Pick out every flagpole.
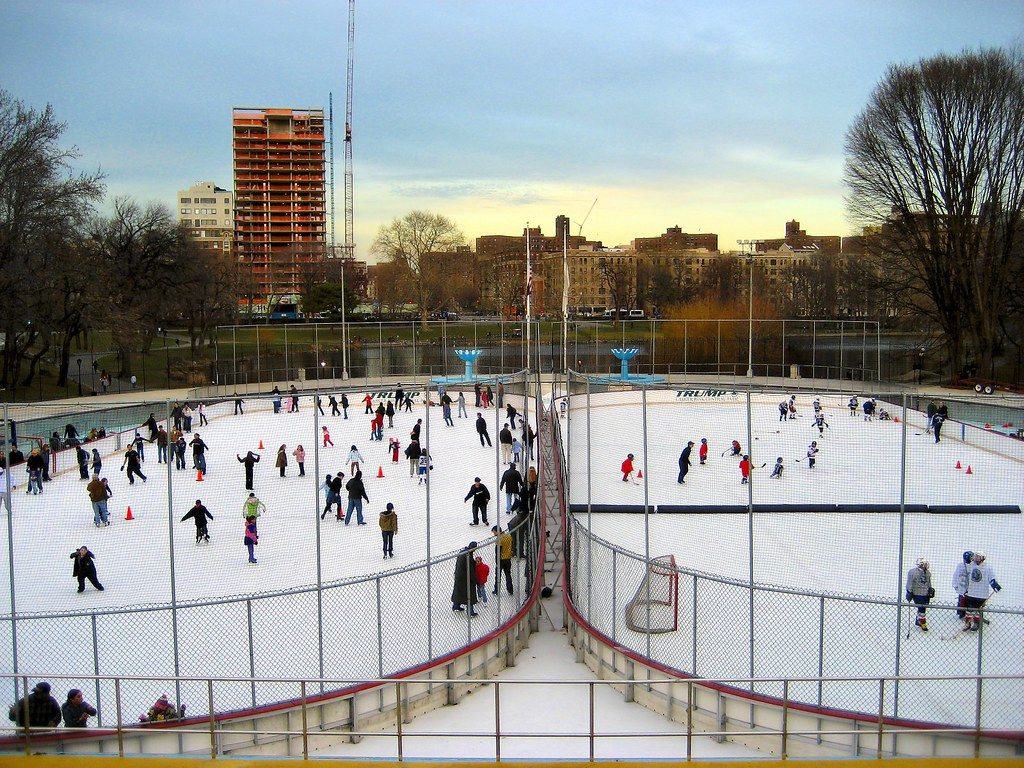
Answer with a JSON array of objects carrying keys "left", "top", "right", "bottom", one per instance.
[
  {"left": 562, "top": 226, "right": 569, "bottom": 375},
  {"left": 525, "top": 223, "right": 532, "bottom": 372}
]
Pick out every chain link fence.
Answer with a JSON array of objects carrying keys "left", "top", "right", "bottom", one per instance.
[
  {"left": 0, "top": 372, "right": 543, "bottom": 726},
  {"left": 558, "top": 374, "right": 1024, "bottom": 732}
]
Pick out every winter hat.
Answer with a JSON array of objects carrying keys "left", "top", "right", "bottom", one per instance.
[
  {"left": 33, "top": 682, "right": 50, "bottom": 694},
  {"left": 469, "top": 541, "right": 478, "bottom": 548},
  {"left": 627, "top": 453, "right": 634, "bottom": 459},
  {"left": 687, "top": 441, "right": 694, "bottom": 446},
  {"left": 701, "top": 438, "right": 707, "bottom": 443},
  {"left": 386, "top": 503, "right": 394, "bottom": 511},
  {"left": 962, "top": 550, "right": 974, "bottom": 563},
  {"left": 474, "top": 477, "right": 481, "bottom": 482}
]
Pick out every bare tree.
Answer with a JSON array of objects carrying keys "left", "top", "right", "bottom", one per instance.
[
  {"left": 371, "top": 211, "right": 465, "bottom": 324},
  {"left": 0, "top": 89, "right": 104, "bottom": 391},
  {"left": 598, "top": 255, "right": 636, "bottom": 324},
  {"left": 845, "top": 48, "right": 1024, "bottom": 381}
]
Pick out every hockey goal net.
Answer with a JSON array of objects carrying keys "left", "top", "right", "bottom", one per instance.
[{"left": 624, "top": 554, "right": 679, "bottom": 634}]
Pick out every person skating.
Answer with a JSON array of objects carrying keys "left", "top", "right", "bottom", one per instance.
[
  {"left": 475, "top": 413, "right": 492, "bottom": 447},
  {"left": 87, "top": 474, "right": 110, "bottom": 526},
  {"left": 144, "top": 412, "right": 159, "bottom": 441},
  {"left": 491, "top": 525, "right": 514, "bottom": 595},
  {"left": 849, "top": 396, "right": 859, "bottom": 417},
  {"left": 621, "top": 453, "right": 637, "bottom": 483},
  {"left": 346, "top": 444, "right": 364, "bottom": 476},
  {"left": 812, "top": 397, "right": 822, "bottom": 415},
  {"left": 292, "top": 445, "right": 306, "bottom": 476},
  {"left": 316, "top": 395, "right": 325, "bottom": 417},
  {"left": 275, "top": 444, "right": 288, "bottom": 478},
  {"left": 862, "top": 398, "right": 875, "bottom": 421},
  {"left": 394, "top": 383, "right": 405, "bottom": 408},
  {"left": 410, "top": 418, "right": 422, "bottom": 444},
  {"left": 132, "top": 431, "right": 146, "bottom": 462},
  {"left": 932, "top": 411, "right": 945, "bottom": 443},
  {"left": 451, "top": 541, "right": 479, "bottom": 615},
  {"left": 499, "top": 423, "right": 514, "bottom": 464},
  {"left": 25, "top": 448, "right": 44, "bottom": 495},
  {"left": 442, "top": 397, "right": 454, "bottom": 426},
  {"left": 71, "top": 546, "right": 103, "bottom": 593},
  {"left": 770, "top": 457, "right": 784, "bottom": 479},
  {"left": 61, "top": 688, "right": 97, "bottom": 728},
  {"left": 499, "top": 462, "right": 523, "bottom": 512},
  {"left": 289, "top": 384, "right": 299, "bottom": 412},
  {"left": 181, "top": 499, "right": 213, "bottom": 544},
  {"left": 699, "top": 438, "right": 708, "bottom": 465},
  {"left": 963, "top": 552, "right": 1001, "bottom": 631},
  {"left": 788, "top": 395, "right": 797, "bottom": 419},
  {"left": 182, "top": 403, "right": 193, "bottom": 432},
  {"left": 120, "top": 445, "right": 147, "bottom": 485},
  {"left": 385, "top": 399, "right": 395, "bottom": 428},
  {"left": 464, "top": 477, "right": 491, "bottom": 526},
  {"left": 905, "top": 557, "right": 934, "bottom": 631},
  {"left": 952, "top": 550, "right": 974, "bottom": 619},
  {"left": 344, "top": 470, "right": 369, "bottom": 525},
  {"left": 739, "top": 455, "right": 751, "bottom": 484},
  {"left": 189, "top": 433, "right": 209, "bottom": 475},
  {"left": 778, "top": 400, "right": 788, "bottom": 422},
  {"left": 90, "top": 448, "right": 103, "bottom": 476},
  {"left": 677, "top": 441, "right": 693, "bottom": 484},
  {"left": 156, "top": 427, "right": 168, "bottom": 463},
  {"left": 233, "top": 394, "right": 244, "bottom": 415},
  {"left": 405, "top": 439, "right": 421, "bottom": 477},
  {"left": 806, "top": 441, "right": 819, "bottom": 468},
  {"left": 814, "top": 411, "right": 829, "bottom": 436},
  {"left": 322, "top": 472, "right": 344, "bottom": 520},
  {"left": 379, "top": 502, "right": 398, "bottom": 559},
  {"left": 389, "top": 437, "right": 401, "bottom": 463},
  {"left": 728, "top": 439, "right": 741, "bottom": 457},
  {"left": 76, "top": 445, "right": 90, "bottom": 479},
  {"left": 362, "top": 393, "right": 374, "bottom": 414},
  {"left": 197, "top": 401, "right": 208, "bottom": 427},
  {"left": 417, "top": 450, "right": 431, "bottom": 484},
  {"left": 340, "top": 392, "right": 349, "bottom": 419},
  {"left": 244, "top": 516, "right": 259, "bottom": 564},
  {"left": 236, "top": 451, "right": 260, "bottom": 490},
  {"left": 402, "top": 391, "right": 413, "bottom": 412},
  {"left": 174, "top": 435, "right": 187, "bottom": 470},
  {"left": 457, "top": 391, "right": 467, "bottom": 418},
  {"left": 242, "top": 492, "right": 266, "bottom": 532},
  {"left": 328, "top": 394, "right": 340, "bottom": 416},
  {"left": 505, "top": 402, "right": 520, "bottom": 430}
]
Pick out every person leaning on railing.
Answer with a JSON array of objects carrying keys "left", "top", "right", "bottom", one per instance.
[{"left": 8, "top": 681, "right": 60, "bottom": 728}]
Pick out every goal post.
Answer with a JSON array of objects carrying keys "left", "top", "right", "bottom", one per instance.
[{"left": 625, "top": 554, "right": 679, "bottom": 634}]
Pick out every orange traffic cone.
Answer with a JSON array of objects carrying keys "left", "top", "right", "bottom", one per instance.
[
  {"left": 893, "top": 415, "right": 900, "bottom": 423},
  {"left": 637, "top": 469, "right": 643, "bottom": 479},
  {"left": 965, "top": 465, "right": 973, "bottom": 475},
  {"left": 125, "top": 506, "right": 134, "bottom": 521},
  {"left": 377, "top": 465, "right": 384, "bottom": 478},
  {"left": 196, "top": 470, "right": 204, "bottom": 482},
  {"left": 258, "top": 439, "right": 264, "bottom": 450},
  {"left": 984, "top": 423, "right": 992, "bottom": 430},
  {"left": 955, "top": 460, "right": 962, "bottom": 469}
]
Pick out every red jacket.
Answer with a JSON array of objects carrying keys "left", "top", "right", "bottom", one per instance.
[
  {"left": 621, "top": 457, "right": 633, "bottom": 474},
  {"left": 699, "top": 443, "right": 708, "bottom": 460},
  {"left": 739, "top": 459, "right": 751, "bottom": 477},
  {"left": 475, "top": 560, "right": 490, "bottom": 585}
]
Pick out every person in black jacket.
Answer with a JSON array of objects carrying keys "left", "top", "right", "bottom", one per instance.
[
  {"left": 8, "top": 681, "right": 61, "bottom": 728},
  {"left": 464, "top": 477, "right": 491, "bottom": 526},
  {"left": 236, "top": 451, "right": 260, "bottom": 490},
  {"left": 344, "top": 470, "right": 369, "bottom": 526},
  {"left": 71, "top": 546, "right": 103, "bottom": 593},
  {"left": 505, "top": 402, "right": 519, "bottom": 429},
  {"left": 677, "top": 441, "right": 694, "bottom": 484},
  {"left": 61, "top": 688, "right": 97, "bottom": 728},
  {"left": 385, "top": 399, "right": 395, "bottom": 428},
  {"left": 340, "top": 393, "right": 349, "bottom": 419},
  {"left": 410, "top": 418, "right": 422, "bottom": 443},
  {"left": 498, "top": 423, "right": 514, "bottom": 463},
  {"left": 405, "top": 439, "right": 421, "bottom": 477},
  {"left": 324, "top": 472, "right": 345, "bottom": 520},
  {"left": 181, "top": 499, "right": 213, "bottom": 543},
  {"left": 451, "top": 542, "right": 479, "bottom": 615},
  {"left": 76, "top": 445, "right": 90, "bottom": 480},
  {"left": 499, "top": 462, "right": 522, "bottom": 514},
  {"left": 475, "top": 413, "right": 492, "bottom": 447},
  {"left": 394, "top": 383, "right": 405, "bottom": 408},
  {"left": 120, "top": 446, "right": 146, "bottom": 485}
]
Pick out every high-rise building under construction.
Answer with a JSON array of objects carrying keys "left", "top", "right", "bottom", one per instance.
[{"left": 232, "top": 107, "right": 327, "bottom": 312}]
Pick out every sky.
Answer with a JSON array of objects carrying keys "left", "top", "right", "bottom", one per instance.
[{"left": 2, "top": 1, "right": 1021, "bottom": 261}]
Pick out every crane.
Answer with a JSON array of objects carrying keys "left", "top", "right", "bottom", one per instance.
[{"left": 343, "top": 0, "right": 355, "bottom": 260}]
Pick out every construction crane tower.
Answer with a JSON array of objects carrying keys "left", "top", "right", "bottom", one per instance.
[{"left": 343, "top": 0, "right": 355, "bottom": 259}]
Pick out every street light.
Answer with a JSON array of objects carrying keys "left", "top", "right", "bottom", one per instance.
[
  {"left": 158, "top": 327, "right": 170, "bottom": 383},
  {"left": 76, "top": 357, "right": 83, "bottom": 397},
  {"left": 737, "top": 240, "right": 764, "bottom": 378},
  {"left": 918, "top": 347, "right": 925, "bottom": 386},
  {"left": 340, "top": 259, "right": 349, "bottom": 380}
]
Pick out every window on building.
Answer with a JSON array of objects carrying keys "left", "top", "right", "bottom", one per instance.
[
  {"left": 200, "top": 197, "right": 216, "bottom": 203},
  {"left": 180, "top": 198, "right": 191, "bottom": 204},
  {"left": 180, "top": 208, "right": 188, "bottom": 214}
]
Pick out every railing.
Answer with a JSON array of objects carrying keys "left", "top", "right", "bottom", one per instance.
[{"left": 3, "top": 672, "right": 1022, "bottom": 760}]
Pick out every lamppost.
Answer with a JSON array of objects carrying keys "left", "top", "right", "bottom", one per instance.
[
  {"left": 76, "top": 357, "right": 83, "bottom": 397},
  {"left": 340, "top": 259, "right": 349, "bottom": 380},
  {"left": 917, "top": 347, "right": 925, "bottom": 386},
  {"left": 159, "top": 327, "right": 170, "bottom": 383},
  {"left": 737, "top": 240, "right": 764, "bottom": 378}
]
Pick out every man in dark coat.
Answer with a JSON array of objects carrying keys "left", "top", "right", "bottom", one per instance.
[
  {"left": 120, "top": 446, "right": 146, "bottom": 484},
  {"left": 411, "top": 419, "right": 422, "bottom": 443},
  {"left": 464, "top": 477, "right": 491, "bottom": 526},
  {"left": 499, "top": 462, "right": 522, "bottom": 513},
  {"left": 677, "top": 441, "right": 694, "bottom": 484},
  {"left": 394, "top": 383, "right": 405, "bottom": 408},
  {"left": 236, "top": 451, "right": 260, "bottom": 490},
  {"left": 475, "top": 413, "right": 492, "bottom": 447},
  {"left": 385, "top": 399, "right": 395, "bottom": 428},
  {"left": 473, "top": 382, "right": 482, "bottom": 408},
  {"left": 328, "top": 394, "right": 340, "bottom": 416},
  {"left": 451, "top": 542, "right": 479, "bottom": 615},
  {"left": 344, "top": 470, "right": 369, "bottom": 525},
  {"left": 505, "top": 402, "right": 519, "bottom": 429},
  {"left": 70, "top": 546, "right": 103, "bottom": 593},
  {"left": 181, "top": 499, "right": 214, "bottom": 543},
  {"left": 76, "top": 445, "right": 90, "bottom": 480},
  {"left": 8, "top": 681, "right": 60, "bottom": 728},
  {"left": 144, "top": 413, "right": 159, "bottom": 441},
  {"left": 498, "top": 423, "right": 514, "bottom": 463}
]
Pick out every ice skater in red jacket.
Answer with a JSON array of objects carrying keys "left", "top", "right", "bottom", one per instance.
[
  {"left": 698, "top": 438, "right": 708, "bottom": 465},
  {"left": 322, "top": 425, "right": 334, "bottom": 448},
  {"left": 621, "top": 453, "right": 637, "bottom": 483}
]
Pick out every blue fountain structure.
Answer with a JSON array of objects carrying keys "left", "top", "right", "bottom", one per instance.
[
  {"left": 577, "top": 347, "right": 664, "bottom": 384},
  {"left": 430, "top": 349, "right": 503, "bottom": 387}
]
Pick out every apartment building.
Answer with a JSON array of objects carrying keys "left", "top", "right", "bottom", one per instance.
[
  {"left": 232, "top": 107, "right": 327, "bottom": 306},
  {"left": 177, "top": 181, "right": 233, "bottom": 254}
]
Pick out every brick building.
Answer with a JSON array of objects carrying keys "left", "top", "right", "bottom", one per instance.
[
  {"left": 755, "top": 220, "right": 841, "bottom": 255},
  {"left": 632, "top": 225, "right": 718, "bottom": 253}
]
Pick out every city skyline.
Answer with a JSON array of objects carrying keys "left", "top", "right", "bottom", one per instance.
[{"left": 2, "top": 1, "right": 1021, "bottom": 261}]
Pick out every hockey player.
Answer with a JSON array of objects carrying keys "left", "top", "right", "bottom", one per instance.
[
  {"left": 848, "top": 396, "right": 858, "bottom": 417},
  {"left": 788, "top": 395, "right": 798, "bottom": 419},
  {"left": 932, "top": 412, "right": 945, "bottom": 443},
  {"left": 728, "top": 439, "right": 742, "bottom": 457},
  {"left": 778, "top": 400, "right": 788, "bottom": 422},
  {"left": 806, "top": 441, "right": 819, "bottom": 468},
  {"left": 699, "top": 438, "right": 708, "bottom": 465},
  {"left": 677, "top": 441, "right": 693, "bottom": 484},
  {"left": 739, "top": 455, "right": 751, "bottom": 484},
  {"left": 905, "top": 557, "right": 934, "bottom": 631},
  {"left": 812, "top": 397, "right": 822, "bottom": 415},
  {"left": 814, "top": 412, "right": 829, "bottom": 436},
  {"left": 952, "top": 550, "right": 973, "bottom": 619},
  {"left": 862, "top": 398, "right": 875, "bottom": 421},
  {"left": 621, "top": 453, "right": 637, "bottom": 483},
  {"left": 417, "top": 451, "right": 431, "bottom": 485},
  {"left": 770, "top": 457, "right": 784, "bottom": 479},
  {"left": 964, "top": 552, "right": 1001, "bottom": 631}
]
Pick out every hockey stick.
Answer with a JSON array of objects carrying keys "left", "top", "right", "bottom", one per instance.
[{"left": 757, "top": 462, "right": 767, "bottom": 469}]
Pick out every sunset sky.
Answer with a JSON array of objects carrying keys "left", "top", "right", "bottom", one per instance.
[{"left": 2, "top": 1, "right": 1021, "bottom": 260}]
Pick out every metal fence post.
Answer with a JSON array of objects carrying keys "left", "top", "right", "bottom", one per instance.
[
  {"left": 376, "top": 576, "right": 384, "bottom": 677},
  {"left": 247, "top": 599, "right": 256, "bottom": 707}
]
